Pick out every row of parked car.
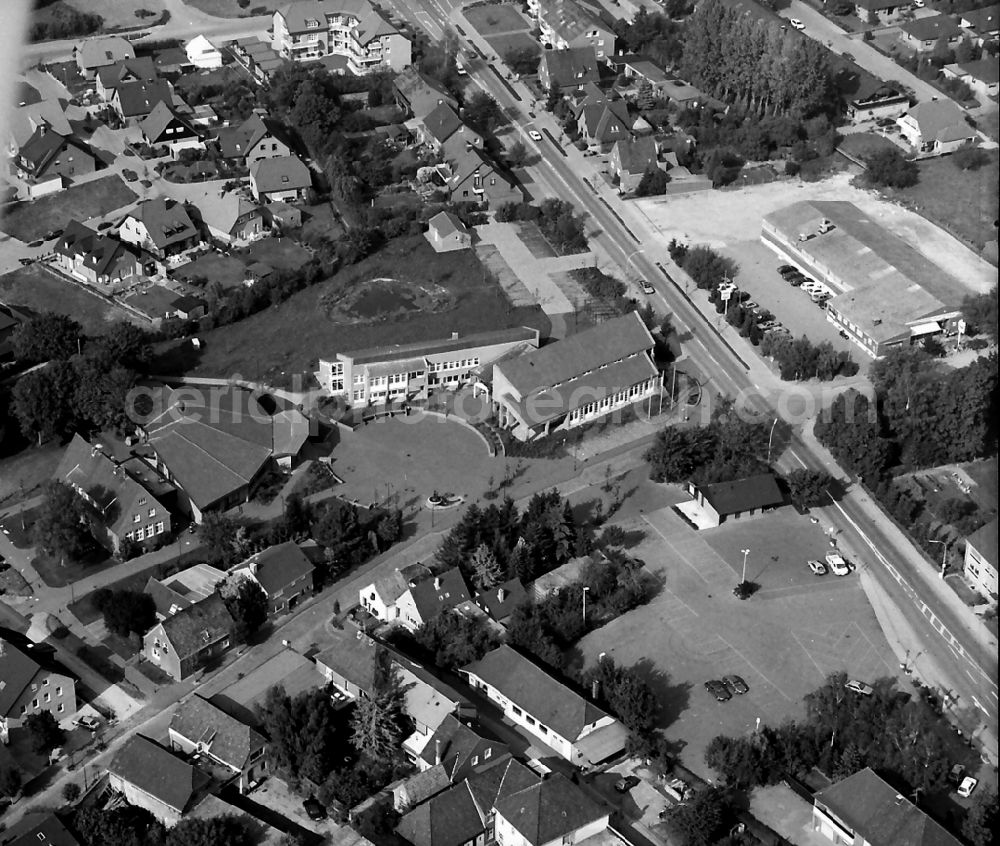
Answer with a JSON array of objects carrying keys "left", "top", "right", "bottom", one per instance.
[
  {"left": 718, "top": 280, "right": 790, "bottom": 338},
  {"left": 807, "top": 551, "right": 852, "bottom": 577},
  {"left": 778, "top": 264, "right": 833, "bottom": 308},
  {"left": 704, "top": 674, "right": 750, "bottom": 702}
]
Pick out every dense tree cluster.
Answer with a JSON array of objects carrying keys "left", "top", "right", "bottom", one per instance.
[
  {"left": 864, "top": 148, "right": 920, "bottom": 188},
  {"left": 165, "top": 816, "right": 256, "bottom": 846},
  {"left": 436, "top": 492, "right": 587, "bottom": 586},
  {"left": 636, "top": 166, "right": 670, "bottom": 196},
  {"left": 671, "top": 242, "right": 739, "bottom": 292},
  {"left": 660, "top": 786, "right": 730, "bottom": 846},
  {"left": 31, "top": 5, "right": 102, "bottom": 42},
  {"left": 705, "top": 672, "right": 955, "bottom": 795},
  {"left": 784, "top": 469, "right": 836, "bottom": 510},
  {"left": 219, "top": 577, "right": 269, "bottom": 644},
  {"left": 612, "top": 7, "right": 684, "bottom": 69},
  {"left": 25, "top": 711, "right": 65, "bottom": 755},
  {"left": 93, "top": 588, "right": 157, "bottom": 639},
  {"left": 413, "top": 610, "right": 502, "bottom": 670},
  {"left": 581, "top": 656, "right": 658, "bottom": 741},
  {"left": 760, "top": 333, "right": 860, "bottom": 381},
  {"left": 962, "top": 283, "right": 998, "bottom": 341},
  {"left": 646, "top": 400, "right": 782, "bottom": 484},
  {"left": 73, "top": 805, "right": 165, "bottom": 846}
]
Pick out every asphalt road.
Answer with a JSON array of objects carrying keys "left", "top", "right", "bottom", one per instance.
[{"left": 387, "top": 0, "right": 998, "bottom": 760}]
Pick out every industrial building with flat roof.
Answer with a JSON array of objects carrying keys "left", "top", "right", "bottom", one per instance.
[{"left": 761, "top": 201, "right": 965, "bottom": 357}]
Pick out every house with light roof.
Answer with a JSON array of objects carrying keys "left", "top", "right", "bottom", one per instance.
[
  {"left": 186, "top": 34, "right": 223, "bottom": 69},
  {"left": 74, "top": 36, "right": 135, "bottom": 77}
]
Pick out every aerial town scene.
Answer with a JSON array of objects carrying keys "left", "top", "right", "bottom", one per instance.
[{"left": 0, "top": 0, "right": 996, "bottom": 843}]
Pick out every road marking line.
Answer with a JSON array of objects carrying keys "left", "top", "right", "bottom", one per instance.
[{"left": 717, "top": 634, "right": 792, "bottom": 701}]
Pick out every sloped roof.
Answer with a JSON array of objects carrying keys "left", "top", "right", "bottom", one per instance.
[
  {"left": 250, "top": 155, "right": 311, "bottom": 195},
  {"left": 9, "top": 100, "right": 72, "bottom": 150},
  {"left": 418, "top": 713, "right": 510, "bottom": 779},
  {"left": 960, "top": 4, "right": 999, "bottom": 33},
  {"left": 1, "top": 813, "right": 81, "bottom": 846},
  {"left": 109, "top": 735, "right": 199, "bottom": 813},
  {"left": 695, "top": 473, "right": 784, "bottom": 516},
  {"left": 76, "top": 36, "right": 134, "bottom": 69},
  {"left": 114, "top": 79, "right": 173, "bottom": 119},
  {"left": 123, "top": 198, "right": 198, "bottom": 249},
  {"left": 815, "top": 768, "right": 963, "bottom": 846},
  {"left": 170, "top": 694, "right": 266, "bottom": 771},
  {"left": 158, "top": 595, "right": 234, "bottom": 660},
  {"left": 277, "top": 0, "right": 372, "bottom": 32},
  {"left": 141, "top": 101, "right": 198, "bottom": 144},
  {"left": 540, "top": 46, "right": 600, "bottom": 89},
  {"left": 577, "top": 97, "right": 632, "bottom": 143},
  {"left": 421, "top": 103, "right": 467, "bottom": 144},
  {"left": 189, "top": 189, "right": 262, "bottom": 235},
  {"left": 186, "top": 34, "right": 220, "bottom": 58},
  {"left": 16, "top": 128, "right": 86, "bottom": 178},
  {"left": 541, "top": 0, "right": 608, "bottom": 42},
  {"left": 314, "top": 623, "right": 379, "bottom": 694},
  {"left": 343, "top": 326, "right": 538, "bottom": 366},
  {"left": 494, "top": 774, "right": 608, "bottom": 845},
  {"left": 953, "top": 58, "right": 1000, "bottom": 85},
  {"left": 397, "top": 763, "right": 452, "bottom": 807},
  {"left": 244, "top": 541, "right": 315, "bottom": 597},
  {"left": 900, "top": 13, "right": 962, "bottom": 42},
  {"left": 407, "top": 568, "right": 471, "bottom": 624},
  {"left": 613, "top": 136, "right": 658, "bottom": 176},
  {"left": 215, "top": 114, "right": 294, "bottom": 159},
  {"left": 393, "top": 67, "right": 458, "bottom": 117},
  {"left": 0, "top": 633, "right": 70, "bottom": 718},
  {"left": 496, "top": 312, "right": 653, "bottom": 397},
  {"left": 462, "top": 645, "right": 612, "bottom": 741},
  {"left": 966, "top": 516, "right": 998, "bottom": 571},
  {"left": 97, "top": 56, "right": 158, "bottom": 91},
  {"left": 145, "top": 562, "right": 228, "bottom": 618},
  {"left": 429, "top": 211, "right": 470, "bottom": 238},
  {"left": 356, "top": 6, "right": 400, "bottom": 44},
  {"left": 474, "top": 578, "right": 527, "bottom": 622}
]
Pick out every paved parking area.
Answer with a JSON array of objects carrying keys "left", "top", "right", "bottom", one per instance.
[{"left": 577, "top": 495, "right": 901, "bottom": 779}]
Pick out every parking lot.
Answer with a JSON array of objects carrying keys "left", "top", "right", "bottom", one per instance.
[{"left": 577, "top": 494, "right": 901, "bottom": 779}]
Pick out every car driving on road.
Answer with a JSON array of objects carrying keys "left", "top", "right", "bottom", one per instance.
[{"left": 528, "top": 130, "right": 543, "bottom": 141}]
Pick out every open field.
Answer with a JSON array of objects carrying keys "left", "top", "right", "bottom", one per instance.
[
  {"left": 0, "top": 264, "right": 138, "bottom": 333},
  {"left": 0, "top": 445, "right": 63, "bottom": 505},
  {"left": 464, "top": 3, "right": 532, "bottom": 34},
  {"left": 174, "top": 253, "right": 247, "bottom": 289},
  {"left": 577, "top": 493, "right": 900, "bottom": 779},
  {"left": 0, "top": 175, "right": 137, "bottom": 242},
  {"left": 181, "top": 0, "right": 272, "bottom": 16},
  {"left": 64, "top": 0, "right": 166, "bottom": 28},
  {"left": 150, "top": 234, "right": 550, "bottom": 385},
  {"left": 485, "top": 32, "right": 541, "bottom": 60}
]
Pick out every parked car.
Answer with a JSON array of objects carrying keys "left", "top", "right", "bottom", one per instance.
[
  {"left": 28, "top": 239, "right": 44, "bottom": 248},
  {"left": 664, "top": 777, "right": 691, "bottom": 802},
  {"left": 73, "top": 715, "right": 100, "bottom": 731},
  {"left": 787, "top": 275, "right": 804, "bottom": 287},
  {"left": 723, "top": 675, "right": 749, "bottom": 694},
  {"left": 614, "top": 775, "right": 641, "bottom": 793},
  {"left": 808, "top": 559, "right": 827, "bottom": 576},
  {"left": 842, "top": 52, "right": 855, "bottom": 62},
  {"left": 778, "top": 265, "right": 797, "bottom": 276},
  {"left": 825, "top": 551, "right": 850, "bottom": 576},
  {"left": 845, "top": 679, "right": 874, "bottom": 696},
  {"left": 705, "top": 680, "right": 731, "bottom": 702},
  {"left": 302, "top": 796, "right": 327, "bottom": 820},
  {"left": 528, "top": 130, "right": 543, "bottom": 141},
  {"left": 949, "top": 764, "right": 966, "bottom": 785},
  {"left": 744, "top": 301, "right": 759, "bottom": 311},
  {"left": 790, "top": 18, "right": 806, "bottom": 29},
  {"left": 957, "top": 777, "right": 978, "bottom": 798},
  {"left": 642, "top": 281, "right": 656, "bottom": 295}
]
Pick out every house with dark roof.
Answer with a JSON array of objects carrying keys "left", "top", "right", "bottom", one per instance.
[
  {"left": 426, "top": 211, "right": 472, "bottom": 253},
  {"left": 812, "top": 768, "right": 963, "bottom": 846},
  {"left": 491, "top": 312, "right": 658, "bottom": 442},
  {"left": 105, "top": 72, "right": 174, "bottom": 124},
  {"left": 394, "top": 568, "right": 472, "bottom": 632},
  {"left": 249, "top": 155, "right": 312, "bottom": 203},
  {"left": 314, "top": 622, "right": 381, "bottom": 698},
  {"left": 213, "top": 114, "right": 294, "bottom": 164},
  {"left": 142, "top": 594, "right": 236, "bottom": 680},
  {"left": 117, "top": 198, "right": 201, "bottom": 260},
  {"left": 942, "top": 58, "right": 1000, "bottom": 101},
  {"left": 396, "top": 757, "right": 540, "bottom": 846},
  {"left": 0, "top": 813, "right": 81, "bottom": 846},
  {"left": 231, "top": 37, "right": 286, "bottom": 85},
  {"left": 54, "top": 434, "right": 174, "bottom": 553},
  {"left": 680, "top": 473, "right": 784, "bottom": 529},
  {"left": 53, "top": 220, "right": 146, "bottom": 293},
  {"left": 575, "top": 94, "right": 633, "bottom": 151},
  {"left": 960, "top": 4, "right": 999, "bottom": 42},
  {"left": 394, "top": 66, "right": 459, "bottom": 119},
  {"left": 416, "top": 713, "right": 511, "bottom": 782},
  {"left": 964, "top": 516, "right": 997, "bottom": 598},
  {"left": 96, "top": 56, "right": 159, "bottom": 103},
  {"left": 417, "top": 103, "right": 483, "bottom": 162},
  {"left": 448, "top": 148, "right": 523, "bottom": 208},
  {"left": 461, "top": 645, "right": 627, "bottom": 766},
  {"left": 232, "top": 541, "right": 315, "bottom": 615},
  {"left": 75, "top": 36, "right": 135, "bottom": 77},
  {"left": 472, "top": 578, "right": 527, "bottom": 625},
  {"left": 853, "top": 0, "right": 915, "bottom": 25},
  {"left": 108, "top": 734, "right": 209, "bottom": 823},
  {"left": 393, "top": 764, "right": 452, "bottom": 813},
  {"left": 538, "top": 46, "right": 600, "bottom": 93},
  {"left": 145, "top": 562, "right": 229, "bottom": 619},
  {"left": 847, "top": 86, "right": 911, "bottom": 124},
  {"left": 609, "top": 136, "right": 660, "bottom": 193},
  {"left": 12, "top": 126, "right": 95, "bottom": 196},
  {"left": 900, "top": 14, "right": 963, "bottom": 52},
  {"left": 169, "top": 694, "right": 268, "bottom": 793},
  {"left": 0, "top": 632, "right": 76, "bottom": 745},
  {"left": 140, "top": 101, "right": 202, "bottom": 153},
  {"left": 493, "top": 774, "right": 610, "bottom": 846}
]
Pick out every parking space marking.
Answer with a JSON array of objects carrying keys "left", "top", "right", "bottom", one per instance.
[
  {"left": 642, "top": 515, "right": 712, "bottom": 587},
  {"left": 717, "top": 633, "right": 792, "bottom": 701},
  {"left": 789, "top": 630, "right": 833, "bottom": 682}
]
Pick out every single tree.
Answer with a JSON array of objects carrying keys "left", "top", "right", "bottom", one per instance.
[
  {"left": 350, "top": 650, "right": 407, "bottom": 761},
  {"left": 11, "top": 361, "right": 77, "bottom": 445},
  {"left": 33, "top": 480, "right": 91, "bottom": 561},
  {"left": 661, "top": 785, "right": 728, "bottom": 846},
  {"left": 63, "top": 782, "right": 81, "bottom": 803},
  {"left": 505, "top": 140, "right": 528, "bottom": 168},
  {"left": 26, "top": 711, "right": 66, "bottom": 755},
  {"left": 635, "top": 165, "right": 669, "bottom": 196},
  {"left": 962, "top": 790, "right": 999, "bottom": 846},
  {"left": 11, "top": 312, "right": 82, "bottom": 363},
  {"left": 865, "top": 148, "right": 919, "bottom": 188},
  {"left": 220, "top": 577, "right": 269, "bottom": 643},
  {"left": 93, "top": 588, "right": 156, "bottom": 638},
  {"left": 785, "top": 469, "right": 835, "bottom": 509},
  {"left": 0, "top": 766, "right": 22, "bottom": 798},
  {"left": 471, "top": 543, "right": 505, "bottom": 588},
  {"left": 463, "top": 92, "right": 506, "bottom": 135}
]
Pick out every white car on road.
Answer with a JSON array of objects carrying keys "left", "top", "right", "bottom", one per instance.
[
  {"left": 528, "top": 130, "right": 543, "bottom": 141},
  {"left": 825, "top": 551, "right": 850, "bottom": 576}
]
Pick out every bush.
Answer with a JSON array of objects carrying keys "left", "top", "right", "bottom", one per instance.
[
  {"left": 63, "top": 782, "right": 81, "bottom": 803},
  {"left": 952, "top": 146, "right": 990, "bottom": 171},
  {"left": 866, "top": 148, "right": 919, "bottom": 188}
]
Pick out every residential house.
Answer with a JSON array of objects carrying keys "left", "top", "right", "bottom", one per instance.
[
  {"left": 396, "top": 649, "right": 476, "bottom": 755},
  {"left": 108, "top": 734, "right": 207, "bottom": 824},
  {"left": 493, "top": 774, "right": 611, "bottom": 846},
  {"left": 232, "top": 541, "right": 316, "bottom": 615},
  {"left": 609, "top": 136, "right": 660, "bottom": 193},
  {"left": 186, "top": 34, "right": 223, "bottom": 69},
  {"left": 263, "top": 200, "right": 302, "bottom": 230},
  {"left": 535, "top": 0, "right": 615, "bottom": 60},
  {"left": 12, "top": 126, "right": 95, "bottom": 197},
  {"left": 393, "top": 66, "right": 459, "bottom": 119},
  {"left": 112, "top": 79, "right": 174, "bottom": 123},
  {"left": 575, "top": 94, "right": 632, "bottom": 150},
  {"left": 319, "top": 326, "right": 540, "bottom": 403},
  {"left": 418, "top": 102, "right": 483, "bottom": 162},
  {"left": 0, "top": 631, "right": 76, "bottom": 745},
  {"left": 472, "top": 578, "right": 527, "bottom": 625},
  {"left": 145, "top": 563, "right": 228, "bottom": 619},
  {"left": 249, "top": 155, "right": 312, "bottom": 203},
  {"left": 394, "top": 568, "right": 472, "bottom": 632},
  {"left": 449, "top": 148, "right": 523, "bottom": 208},
  {"left": 54, "top": 434, "right": 173, "bottom": 552},
  {"left": 171, "top": 294, "right": 208, "bottom": 320},
  {"left": 214, "top": 114, "right": 294, "bottom": 164},
  {"left": 96, "top": 56, "right": 159, "bottom": 103},
  {"left": 491, "top": 312, "right": 658, "bottom": 441},
  {"left": 853, "top": 0, "right": 915, "bottom": 25},
  {"left": 140, "top": 101, "right": 202, "bottom": 154},
  {"left": 425, "top": 211, "right": 472, "bottom": 253},
  {"left": 900, "top": 15, "right": 963, "bottom": 52},
  {"left": 123, "top": 285, "right": 197, "bottom": 327},
  {"left": 959, "top": 5, "right": 999, "bottom": 43},
  {"left": 189, "top": 190, "right": 265, "bottom": 245},
  {"left": 461, "top": 645, "right": 628, "bottom": 765},
  {"left": 396, "top": 757, "right": 540, "bottom": 846},
  {"left": 0, "top": 814, "right": 81, "bottom": 846},
  {"left": 53, "top": 221, "right": 145, "bottom": 292},
  {"left": 964, "top": 516, "right": 998, "bottom": 598},
  {"left": 416, "top": 713, "right": 511, "bottom": 782},
  {"left": 230, "top": 37, "right": 286, "bottom": 85},
  {"left": 74, "top": 36, "right": 134, "bottom": 77},
  {"left": 314, "top": 622, "right": 381, "bottom": 698},
  {"left": 142, "top": 594, "right": 236, "bottom": 681},
  {"left": 812, "top": 767, "right": 963, "bottom": 846},
  {"left": 7, "top": 99, "right": 71, "bottom": 157},
  {"left": 942, "top": 59, "right": 1000, "bottom": 101},
  {"left": 117, "top": 198, "right": 201, "bottom": 261},
  {"left": 271, "top": 0, "right": 412, "bottom": 74},
  {"left": 359, "top": 565, "right": 429, "bottom": 622},
  {"left": 537, "top": 46, "right": 600, "bottom": 93},
  {"left": 393, "top": 765, "right": 453, "bottom": 813},
  {"left": 531, "top": 555, "right": 592, "bottom": 601},
  {"left": 169, "top": 694, "right": 268, "bottom": 793},
  {"left": 847, "top": 87, "right": 911, "bottom": 124},
  {"left": 608, "top": 55, "right": 672, "bottom": 96},
  {"left": 153, "top": 47, "right": 190, "bottom": 76},
  {"left": 680, "top": 474, "right": 784, "bottom": 530}
]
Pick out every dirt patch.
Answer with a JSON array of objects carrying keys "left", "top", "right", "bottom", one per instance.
[
  {"left": 515, "top": 221, "right": 557, "bottom": 259},
  {"left": 321, "top": 277, "right": 452, "bottom": 323},
  {"left": 0, "top": 175, "right": 137, "bottom": 242}
]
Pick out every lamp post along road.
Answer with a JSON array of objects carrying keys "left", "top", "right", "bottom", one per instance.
[
  {"left": 582, "top": 586, "right": 590, "bottom": 624},
  {"left": 928, "top": 539, "right": 948, "bottom": 580},
  {"left": 741, "top": 548, "right": 750, "bottom": 585},
  {"left": 766, "top": 418, "right": 779, "bottom": 465}
]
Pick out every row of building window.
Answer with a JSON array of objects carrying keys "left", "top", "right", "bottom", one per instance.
[
  {"left": 20, "top": 687, "right": 65, "bottom": 713},
  {"left": 125, "top": 522, "right": 164, "bottom": 542},
  {"left": 132, "top": 508, "right": 157, "bottom": 522},
  {"left": 567, "top": 382, "right": 649, "bottom": 422}
]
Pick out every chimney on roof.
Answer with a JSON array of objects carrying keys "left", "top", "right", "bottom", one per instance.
[
  {"left": 433, "top": 576, "right": 441, "bottom": 590},
  {"left": 39, "top": 123, "right": 47, "bottom": 137},
  {"left": 497, "top": 587, "right": 506, "bottom": 603},
  {"left": 435, "top": 738, "right": 442, "bottom": 764},
  {"left": 591, "top": 679, "right": 600, "bottom": 700},
  {"left": 451, "top": 331, "right": 459, "bottom": 340}
]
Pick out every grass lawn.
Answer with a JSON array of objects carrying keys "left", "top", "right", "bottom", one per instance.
[
  {"left": 151, "top": 234, "right": 550, "bottom": 385},
  {"left": 32, "top": 548, "right": 115, "bottom": 589},
  {"left": 838, "top": 132, "right": 898, "bottom": 159},
  {"left": 0, "top": 264, "right": 138, "bottom": 334},
  {"left": 0, "top": 175, "right": 137, "bottom": 242},
  {"left": 464, "top": 3, "right": 530, "bottom": 34},
  {"left": 0, "top": 445, "right": 64, "bottom": 506},
  {"left": 174, "top": 253, "right": 247, "bottom": 289},
  {"left": 299, "top": 203, "right": 346, "bottom": 245},
  {"left": 180, "top": 0, "right": 272, "bottom": 16},
  {"left": 884, "top": 150, "right": 1000, "bottom": 251},
  {"left": 240, "top": 237, "right": 312, "bottom": 272},
  {"left": 66, "top": 0, "right": 166, "bottom": 28},
  {"left": 485, "top": 32, "right": 541, "bottom": 60}
]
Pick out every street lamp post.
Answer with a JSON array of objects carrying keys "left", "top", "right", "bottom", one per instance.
[
  {"left": 766, "top": 417, "right": 779, "bottom": 465},
  {"left": 740, "top": 548, "right": 750, "bottom": 585},
  {"left": 582, "top": 586, "right": 590, "bottom": 625},
  {"left": 928, "top": 539, "right": 948, "bottom": 580}
]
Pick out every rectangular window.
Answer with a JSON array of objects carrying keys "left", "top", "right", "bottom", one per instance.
[
  {"left": 44, "top": 693, "right": 50, "bottom": 703},
  {"left": 133, "top": 514, "right": 141, "bottom": 523},
  {"left": 137, "top": 527, "right": 145, "bottom": 541},
  {"left": 56, "top": 686, "right": 62, "bottom": 696},
  {"left": 58, "top": 704, "right": 64, "bottom": 713},
  {"left": 156, "top": 522, "right": 164, "bottom": 534},
  {"left": 148, "top": 508, "right": 156, "bottom": 518},
  {"left": 511, "top": 705, "right": 522, "bottom": 716}
]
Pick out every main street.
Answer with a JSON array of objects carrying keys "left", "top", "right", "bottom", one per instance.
[{"left": 384, "top": 0, "right": 998, "bottom": 761}]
